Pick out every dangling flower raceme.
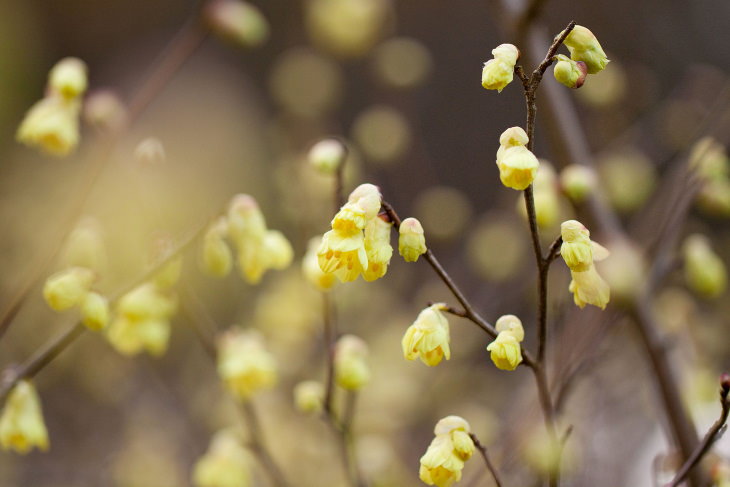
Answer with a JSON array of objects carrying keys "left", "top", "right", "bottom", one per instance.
[
  {"left": 398, "top": 217, "right": 427, "bottom": 262},
  {"left": 402, "top": 303, "right": 451, "bottom": 367},
  {"left": 193, "top": 429, "right": 251, "bottom": 487},
  {"left": 495, "top": 126, "right": 540, "bottom": 190},
  {"left": 486, "top": 314, "right": 525, "bottom": 371},
  {"left": 0, "top": 381, "right": 49, "bottom": 454},
  {"left": 334, "top": 334, "right": 371, "bottom": 390},
  {"left": 683, "top": 234, "right": 727, "bottom": 299},
  {"left": 318, "top": 183, "right": 386, "bottom": 282},
  {"left": 560, "top": 220, "right": 611, "bottom": 309},
  {"left": 106, "top": 282, "right": 178, "bottom": 356},
  {"left": 217, "top": 329, "right": 277, "bottom": 401},
  {"left": 43, "top": 266, "right": 95, "bottom": 312},
  {"left": 481, "top": 44, "right": 519, "bottom": 92},
  {"left": 553, "top": 54, "right": 587, "bottom": 89},
  {"left": 563, "top": 25, "right": 609, "bottom": 74},
  {"left": 201, "top": 217, "right": 233, "bottom": 278},
  {"left": 419, "top": 415, "right": 475, "bottom": 487}
]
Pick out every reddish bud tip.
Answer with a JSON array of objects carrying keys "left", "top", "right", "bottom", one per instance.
[
  {"left": 720, "top": 373, "right": 730, "bottom": 395},
  {"left": 574, "top": 61, "right": 588, "bottom": 89}
]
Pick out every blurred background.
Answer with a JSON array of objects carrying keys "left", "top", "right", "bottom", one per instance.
[{"left": 0, "top": 0, "right": 729, "bottom": 486}]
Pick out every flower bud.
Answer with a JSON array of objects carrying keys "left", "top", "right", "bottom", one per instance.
[
  {"left": 347, "top": 183, "right": 382, "bottom": 221},
  {"left": 217, "top": 329, "right": 277, "bottom": 401},
  {"left": 293, "top": 381, "right": 324, "bottom": 413},
  {"left": 683, "top": 234, "right": 727, "bottom": 299},
  {"left": 227, "top": 194, "right": 267, "bottom": 244},
  {"left": 496, "top": 146, "right": 540, "bottom": 190},
  {"left": 308, "top": 138, "right": 346, "bottom": 175},
  {"left": 553, "top": 54, "right": 587, "bottom": 88},
  {"left": 363, "top": 216, "right": 393, "bottom": 281},
  {"left": 81, "top": 292, "right": 110, "bottom": 331},
  {"left": 193, "top": 430, "right": 250, "bottom": 487},
  {"left": 398, "top": 217, "right": 427, "bottom": 262},
  {"left": 563, "top": 25, "right": 609, "bottom": 74},
  {"left": 498, "top": 126, "right": 529, "bottom": 148},
  {"left": 334, "top": 334, "right": 370, "bottom": 390},
  {"left": 48, "top": 57, "right": 88, "bottom": 100},
  {"left": 689, "top": 137, "right": 728, "bottom": 182},
  {"left": 262, "top": 230, "right": 293, "bottom": 270},
  {"left": 16, "top": 97, "right": 81, "bottom": 157},
  {"left": 0, "top": 381, "right": 49, "bottom": 454},
  {"left": 62, "top": 217, "right": 107, "bottom": 273},
  {"left": 419, "top": 415, "right": 474, "bottom": 487},
  {"left": 83, "top": 90, "right": 127, "bottom": 132},
  {"left": 43, "top": 267, "right": 95, "bottom": 311},
  {"left": 481, "top": 44, "right": 519, "bottom": 92},
  {"left": 560, "top": 164, "right": 597, "bottom": 202},
  {"left": 495, "top": 314, "right": 524, "bottom": 341},
  {"left": 204, "top": 0, "right": 269, "bottom": 49},
  {"left": 486, "top": 331, "right": 523, "bottom": 371},
  {"left": 402, "top": 304, "right": 450, "bottom": 366}
]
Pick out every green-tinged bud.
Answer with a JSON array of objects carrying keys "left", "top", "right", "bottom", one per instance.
[
  {"left": 201, "top": 218, "right": 233, "bottom": 278},
  {"left": 398, "top": 217, "right": 427, "bottom": 262},
  {"left": 193, "top": 430, "right": 250, "bottom": 487},
  {"left": 0, "top": 381, "right": 49, "bottom": 454},
  {"left": 524, "top": 427, "right": 577, "bottom": 475},
  {"left": 683, "top": 234, "right": 727, "bottom": 298},
  {"left": 689, "top": 136, "right": 728, "bottom": 182},
  {"left": 308, "top": 138, "right": 346, "bottom": 175},
  {"left": 134, "top": 137, "right": 166, "bottom": 166},
  {"left": 696, "top": 179, "right": 730, "bottom": 217},
  {"left": 83, "top": 90, "right": 127, "bottom": 132},
  {"left": 293, "top": 380, "right": 325, "bottom": 414},
  {"left": 598, "top": 148, "right": 656, "bottom": 213},
  {"left": 81, "top": 292, "right": 110, "bottom": 331},
  {"left": 334, "top": 334, "right": 370, "bottom": 390},
  {"left": 481, "top": 44, "right": 519, "bottom": 93},
  {"left": 563, "top": 25, "right": 609, "bottom": 74},
  {"left": 560, "top": 164, "right": 597, "bottom": 202},
  {"left": 204, "top": 0, "right": 269, "bottom": 49},
  {"left": 599, "top": 238, "right": 644, "bottom": 304},
  {"left": 43, "top": 267, "right": 95, "bottom": 311},
  {"left": 553, "top": 54, "right": 587, "bottom": 88},
  {"left": 16, "top": 97, "right": 81, "bottom": 157},
  {"left": 48, "top": 57, "right": 88, "bottom": 100}
]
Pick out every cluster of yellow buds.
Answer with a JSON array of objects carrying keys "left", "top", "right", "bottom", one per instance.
[
  {"left": 217, "top": 329, "right": 277, "bottom": 401},
  {"left": 683, "top": 234, "right": 727, "bottom": 299},
  {"left": 496, "top": 126, "right": 540, "bottom": 191},
  {"left": 17, "top": 57, "right": 88, "bottom": 156},
  {"left": 43, "top": 266, "right": 110, "bottom": 332},
  {"left": 486, "top": 315, "right": 525, "bottom": 371},
  {"left": 226, "top": 194, "right": 293, "bottom": 284},
  {"left": 398, "top": 217, "right": 427, "bottom": 262},
  {"left": 481, "top": 44, "right": 519, "bottom": 92},
  {"left": 552, "top": 25, "right": 608, "bottom": 88},
  {"left": 419, "top": 415, "right": 475, "bottom": 487},
  {"left": 293, "top": 380, "right": 325, "bottom": 414},
  {"left": 317, "top": 183, "right": 392, "bottom": 282},
  {"left": 560, "top": 220, "right": 611, "bottom": 309},
  {"left": 402, "top": 303, "right": 451, "bottom": 367},
  {"left": 334, "top": 334, "right": 370, "bottom": 390},
  {"left": 0, "top": 381, "right": 49, "bottom": 454},
  {"left": 192, "top": 429, "right": 250, "bottom": 487},
  {"left": 204, "top": 0, "right": 269, "bottom": 49}
]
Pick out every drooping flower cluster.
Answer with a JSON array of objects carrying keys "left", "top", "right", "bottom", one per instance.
[
  {"left": 217, "top": 329, "right": 277, "bottom": 401},
  {"left": 0, "top": 381, "right": 49, "bottom": 454},
  {"left": 486, "top": 315, "right": 525, "bottom": 371},
  {"left": 560, "top": 220, "right": 610, "bottom": 309},
  {"left": 317, "top": 183, "right": 393, "bottom": 282},
  {"left": 481, "top": 44, "right": 519, "bottom": 92},
  {"left": 419, "top": 416, "right": 475, "bottom": 487},
  {"left": 227, "top": 194, "right": 293, "bottom": 284},
  {"left": 193, "top": 429, "right": 250, "bottom": 487},
  {"left": 402, "top": 303, "right": 451, "bottom": 367},
  {"left": 496, "top": 126, "right": 540, "bottom": 191},
  {"left": 17, "top": 57, "right": 88, "bottom": 156}
]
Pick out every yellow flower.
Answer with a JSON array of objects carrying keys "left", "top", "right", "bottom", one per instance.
[
  {"left": 48, "top": 57, "right": 88, "bottom": 100},
  {"left": 317, "top": 228, "right": 368, "bottom": 283},
  {"left": 80, "top": 292, "right": 110, "bottom": 331},
  {"left": 262, "top": 230, "right": 293, "bottom": 270},
  {"left": 402, "top": 304, "right": 450, "bottom": 366},
  {"left": 481, "top": 44, "right": 519, "bottom": 92},
  {"left": 293, "top": 380, "right": 324, "bottom": 414},
  {"left": 419, "top": 416, "right": 474, "bottom": 487},
  {"left": 228, "top": 194, "right": 267, "bottom": 245},
  {"left": 62, "top": 217, "right": 107, "bottom": 273},
  {"left": 560, "top": 220, "right": 609, "bottom": 272},
  {"left": 398, "top": 217, "right": 427, "bottom": 262},
  {"left": 302, "top": 237, "right": 338, "bottom": 291},
  {"left": 0, "top": 381, "right": 49, "bottom": 454},
  {"left": 683, "top": 234, "right": 727, "bottom": 298},
  {"left": 201, "top": 218, "right": 233, "bottom": 278},
  {"left": 495, "top": 314, "right": 524, "bottom": 341},
  {"left": 560, "top": 164, "right": 597, "bottom": 202},
  {"left": 43, "top": 266, "right": 95, "bottom": 311},
  {"left": 498, "top": 126, "right": 529, "bottom": 148},
  {"left": 563, "top": 25, "right": 609, "bottom": 74},
  {"left": 217, "top": 329, "right": 277, "bottom": 401},
  {"left": 553, "top": 54, "right": 587, "bottom": 88},
  {"left": 497, "top": 146, "right": 540, "bottom": 190},
  {"left": 569, "top": 264, "right": 611, "bottom": 309},
  {"left": 363, "top": 216, "right": 393, "bottom": 281},
  {"left": 193, "top": 430, "right": 250, "bottom": 487},
  {"left": 486, "top": 331, "right": 522, "bottom": 371},
  {"left": 334, "top": 334, "right": 370, "bottom": 390},
  {"left": 17, "top": 96, "right": 81, "bottom": 156}
]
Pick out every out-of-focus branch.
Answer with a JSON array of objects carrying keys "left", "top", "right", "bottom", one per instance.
[{"left": 470, "top": 433, "right": 504, "bottom": 487}]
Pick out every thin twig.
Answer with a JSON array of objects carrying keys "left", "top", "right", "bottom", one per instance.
[
  {"left": 666, "top": 375, "right": 730, "bottom": 487},
  {"left": 470, "top": 433, "right": 503, "bottom": 487},
  {"left": 322, "top": 292, "right": 337, "bottom": 417}
]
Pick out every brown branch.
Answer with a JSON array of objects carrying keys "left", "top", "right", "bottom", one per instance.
[
  {"left": 666, "top": 375, "right": 730, "bottom": 487},
  {"left": 470, "top": 433, "right": 504, "bottom": 487},
  {"left": 322, "top": 292, "right": 337, "bottom": 417}
]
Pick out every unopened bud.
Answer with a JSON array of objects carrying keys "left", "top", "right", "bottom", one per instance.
[
  {"left": 80, "top": 292, "right": 110, "bottom": 331},
  {"left": 308, "top": 138, "right": 346, "bottom": 175},
  {"left": 481, "top": 44, "right": 519, "bottom": 93},
  {"left": 293, "top": 380, "right": 324, "bottom": 413},
  {"left": 334, "top": 335, "right": 370, "bottom": 390},
  {"left": 560, "top": 164, "right": 597, "bottom": 202},
  {"left": 204, "top": 0, "right": 269, "bottom": 49},
  {"left": 721, "top": 373, "right": 730, "bottom": 396},
  {"left": 398, "top": 217, "right": 427, "bottom": 262},
  {"left": 553, "top": 54, "right": 587, "bottom": 89},
  {"left": 48, "top": 57, "right": 88, "bottom": 100},
  {"left": 683, "top": 234, "right": 727, "bottom": 299},
  {"left": 43, "top": 267, "right": 95, "bottom": 311},
  {"left": 563, "top": 25, "right": 609, "bottom": 74}
]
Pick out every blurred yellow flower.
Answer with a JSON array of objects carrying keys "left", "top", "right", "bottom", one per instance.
[
  {"left": 43, "top": 266, "right": 94, "bottom": 312},
  {"left": 80, "top": 291, "right": 110, "bottom": 331},
  {"left": 293, "top": 381, "right": 325, "bottom": 414},
  {"left": 17, "top": 96, "right": 81, "bottom": 157},
  {"left": 193, "top": 430, "right": 250, "bottom": 487},
  {"left": 0, "top": 381, "right": 49, "bottom": 454},
  {"left": 334, "top": 334, "right": 370, "bottom": 390},
  {"left": 217, "top": 329, "right": 277, "bottom": 401}
]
